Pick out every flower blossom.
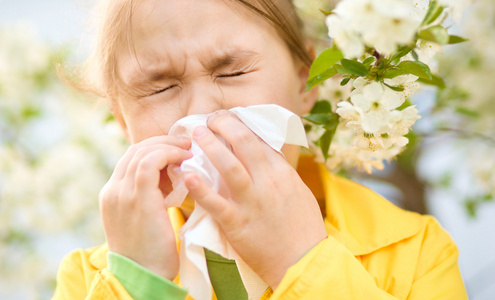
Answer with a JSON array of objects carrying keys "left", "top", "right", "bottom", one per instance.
[
  {"left": 326, "top": 0, "right": 425, "bottom": 57},
  {"left": 317, "top": 76, "right": 352, "bottom": 111},
  {"left": 331, "top": 77, "right": 421, "bottom": 173},
  {"left": 438, "top": 0, "right": 472, "bottom": 22}
]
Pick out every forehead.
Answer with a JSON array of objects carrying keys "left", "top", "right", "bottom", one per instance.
[{"left": 116, "top": 0, "right": 283, "bottom": 84}]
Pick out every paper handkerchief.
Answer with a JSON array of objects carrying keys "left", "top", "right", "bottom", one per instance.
[{"left": 165, "top": 104, "right": 308, "bottom": 300}]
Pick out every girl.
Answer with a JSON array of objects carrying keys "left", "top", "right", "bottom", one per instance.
[{"left": 53, "top": 0, "right": 467, "bottom": 299}]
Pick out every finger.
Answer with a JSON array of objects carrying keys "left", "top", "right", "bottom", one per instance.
[
  {"left": 131, "top": 146, "right": 193, "bottom": 193},
  {"left": 124, "top": 143, "right": 191, "bottom": 178},
  {"left": 206, "top": 111, "right": 270, "bottom": 173},
  {"left": 192, "top": 126, "right": 252, "bottom": 193},
  {"left": 184, "top": 173, "right": 237, "bottom": 227},
  {"left": 114, "top": 136, "right": 191, "bottom": 179}
]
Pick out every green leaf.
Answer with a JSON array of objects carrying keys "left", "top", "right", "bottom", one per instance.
[
  {"left": 320, "top": 124, "right": 338, "bottom": 160},
  {"left": 21, "top": 106, "right": 42, "bottom": 119},
  {"left": 340, "top": 78, "right": 351, "bottom": 86},
  {"left": 310, "top": 100, "right": 332, "bottom": 114},
  {"left": 417, "top": 74, "right": 446, "bottom": 89},
  {"left": 397, "top": 98, "right": 412, "bottom": 111},
  {"left": 383, "top": 82, "right": 405, "bottom": 92},
  {"left": 418, "top": 26, "right": 449, "bottom": 44},
  {"left": 464, "top": 195, "right": 494, "bottom": 218},
  {"left": 448, "top": 35, "right": 468, "bottom": 44},
  {"left": 388, "top": 45, "right": 414, "bottom": 62},
  {"left": 455, "top": 107, "right": 479, "bottom": 118},
  {"left": 303, "top": 113, "right": 336, "bottom": 125},
  {"left": 362, "top": 56, "right": 376, "bottom": 67},
  {"left": 422, "top": 1, "right": 444, "bottom": 25},
  {"left": 104, "top": 112, "right": 116, "bottom": 123},
  {"left": 319, "top": 9, "right": 333, "bottom": 16},
  {"left": 308, "top": 48, "right": 344, "bottom": 80},
  {"left": 464, "top": 199, "right": 477, "bottom": 218},
  {"left": 398, "top": 60, "right": 432, "bottom": 80},
  {"left": 305, "top": 66, "right": 338, "bottom": 92},
  {"left": 306, "top": 48, "right": 344, "bottom": 91},
  {"left": 412, "top": 50, "right": 419, "bottom": 61},
  {"left": 341, "top": 59, "right": 369, "bottom": 76},
  {"left": 334, "top": 64, "right": 346, "bottom": 74},
  {"left": 383, "top": 68, "right": 405, "bottom": 79}
]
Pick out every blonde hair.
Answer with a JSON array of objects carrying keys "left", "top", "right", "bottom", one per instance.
[{"left": 68, "top": 0, "right": 311, "bottom": 102}]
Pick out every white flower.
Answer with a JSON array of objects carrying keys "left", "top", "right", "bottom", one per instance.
[
  {"left": 438, "top": 0, "right": 472, "bottom": 22},
  {"left": 387, "top": 106, "right": 421, "bottom": 136},
  {"left": 349, "top": 79, "right": 404, "bottom": 133},
  {"left": 327, "top": 0, "right": 426, "bottom": 57},
  {"left": 326, "top": 14, "right": 364, "bottom": 58},
  {"left": 330, "top": 76, "right": 421, "bottom": 174},
  {"left": 318, "top": 77, "right": 352, "bottom": 111},
  {"left": 406, "top": 40, "right": 444, "bottom": 66},
  {"left": 384, "top": 75, "right": 421, "bottom": 100},
  {"left": 361, "top": 0, "right": 424, "bottom": 55}
]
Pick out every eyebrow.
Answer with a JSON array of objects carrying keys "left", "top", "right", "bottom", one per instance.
[
  {"left": 127, "top": 49, "right": 260, "bottom": 87},
  {"left": 203, "top": 49, "right": 260, "bottom": 72}
]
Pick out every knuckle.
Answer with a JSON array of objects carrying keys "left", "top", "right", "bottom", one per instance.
[
  {"left": 223, "top": 163, "right": 250, "bottom": 188},
  {"left": 224, "top": 161, "right": 242, "bottom": 174},
  {"left": 127, "top": 143, "right": 140, "bottom": 155},
  {"left": 234, "top": 173, "right": 251, "bottom": 190},
  {"left": 136, "top": 156, "right": 155, "bottom": 173},
  {"left": 134, "top": 147, "right": 149, "bottom": 159},
  {"left": 99, "top": 184, "right": 119, "bottom": 209},
  {"left": 232, "top": 130, "right": 253, "bottom": 145}
]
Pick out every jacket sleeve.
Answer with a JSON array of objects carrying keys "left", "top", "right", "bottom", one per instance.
[
  {"left": 406, "top": 217, "right": 467, "bottom": 299},
  {"left": 270, "top": 218, "right": 468, "bottom": 299},
  {"left": 52, "top": 249, "right": 133, "bottom": 300},
  {"left": 107, "top": 252, "right": 188, "bottom": 300}
]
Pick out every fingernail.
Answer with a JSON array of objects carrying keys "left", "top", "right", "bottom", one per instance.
[
  {"left": 193, "top": 126, "right": 208, "bottom": 138},
  {"left": 207, "top": 110, "right": 230, "bottom": 123}
]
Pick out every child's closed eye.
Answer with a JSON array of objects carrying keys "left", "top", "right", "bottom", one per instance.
[
  {"left": 150, "top": 84, "right": 178, "bottom": 96},
  {"left": 217, "top": 71, "right": 245, "bottom": 78}
]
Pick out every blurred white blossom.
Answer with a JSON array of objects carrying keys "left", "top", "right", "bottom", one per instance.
[
  {"left": 326, "top": 0, "right": 425, "bottom": 57},
  {"left": 0, "top": 24, "right": 126, "bottom": 298},
  {"left": 317, "top": 76, "right": 352, "bottom": 111},
  {"left": 438, "top": 0, "right": 472, "bottom": 22},
  {"left": 425, "top": 0, "right": 495, "bottom": 210}
]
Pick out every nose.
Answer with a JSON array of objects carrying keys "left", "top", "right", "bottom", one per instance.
[{"left": 184, "top": 80, "right": 224, "bottom": 116}]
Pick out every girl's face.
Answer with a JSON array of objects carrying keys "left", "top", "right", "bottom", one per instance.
[{"left": 114, "top": 0, "right": 315, "bottom": 144}]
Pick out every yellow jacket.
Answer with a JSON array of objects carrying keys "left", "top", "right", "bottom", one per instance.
[{"left": 53, "top": 157, "right": 468, "bottom": 299}]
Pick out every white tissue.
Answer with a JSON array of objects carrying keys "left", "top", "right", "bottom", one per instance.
[{"left": 165, "top": 104, "right": 308, "bottom": 300}]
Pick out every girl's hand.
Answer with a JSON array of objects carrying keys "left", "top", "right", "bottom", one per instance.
[
  {"left": 99, "top": 136, "right": 192, "bottom": 280},
  {"left": 183, "top": 111, "right": 327, "bottom": 289}
]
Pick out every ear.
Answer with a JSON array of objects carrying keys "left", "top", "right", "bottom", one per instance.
[
  {"left": 297, "top": 42, "right": 318, "bottom": 115},
  {"left": 109, "top": 100, "right": 132, "bottom": 143}
]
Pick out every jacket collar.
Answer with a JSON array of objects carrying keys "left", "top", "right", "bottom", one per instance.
[
  {"left": 298, "top": 155, "right": 423, "bottom": 256},
  {"left": 90, "top": 243, "right": 108, "bottom": 269}
]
